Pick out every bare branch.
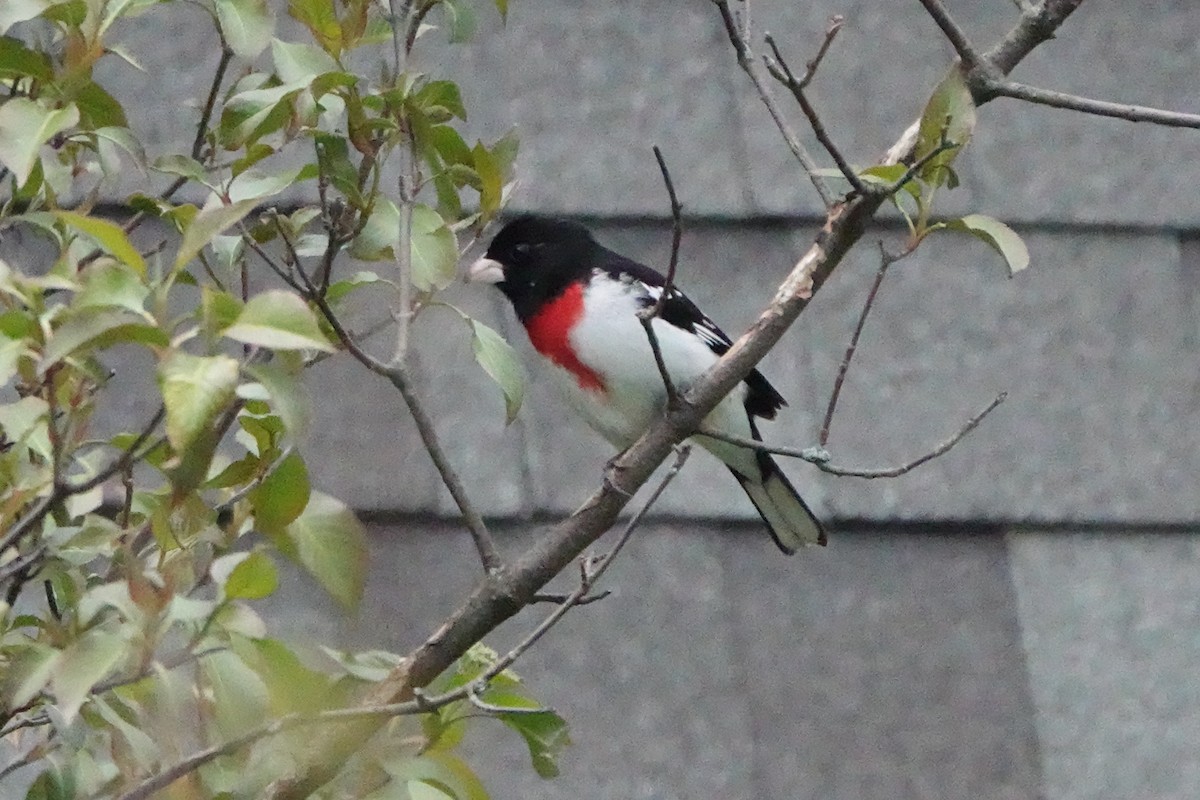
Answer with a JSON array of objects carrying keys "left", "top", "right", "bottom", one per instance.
[
  {"left": 117, "top": 725, "right": 282, "bottom": 800},
  {"left": 304, "top": 289, "right": 503, "bottom": 574},
  {"left": 982, "top": 78, "right": 1200, "bottom": 129},
  {"left": 820, "top": 242, "right": 900, "bottom": 446},
  {"left": 915, "top": 0, "right": 987, "bottom": 69},
  {"left": 530, "top": 589, "right": 611, "bottom": 605},
  {"left": 762, "top": 33, "right": 868, "bottom": 197},
  {"left": 638, "top": 146, "right": 683, "bottom": 404},
  {"left": 798, "top": 15, "right": 844, "bottom": 89},
  {"left": 712, "top": 0, "right": 836, "bottom": 206},
  {"left": 704, "top": 393, "right": 1007, "bottom": 478},
  {"left": 649, "top": 145, "right": 683, "bottom": 314},
  {"left": 919, "top": 0, "right": 1200, "bottom": 129},
  {"left": 190, "top": 42, "right": 234, "bottom": 165}
]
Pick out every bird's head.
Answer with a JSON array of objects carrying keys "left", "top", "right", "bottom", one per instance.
[{"left": 467, "top": 216, "right": 595, "bottom": 317}]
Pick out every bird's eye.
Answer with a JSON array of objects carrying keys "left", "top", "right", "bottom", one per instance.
[{"left": 513, "top": 243, "right": 533, "bottom": 257}]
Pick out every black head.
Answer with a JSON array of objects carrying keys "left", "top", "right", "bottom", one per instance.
[{"left": 468, "top": 216, "right": 598, "bottom": 321}]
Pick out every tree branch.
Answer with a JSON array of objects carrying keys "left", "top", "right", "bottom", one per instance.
[
  {"left": 704, "top": 392, "right": 1007, "bottom": 478},
  {"left": 712, "top": 0, "right": 835, "bottom": 207},
  {"left": 304, "top": 289, "right": 503, "bottom": 574},
  {"left": 820, "top": 242, "right": 901, "bottom": 446},
  {"left": 762, "top": 30, "right": 867, "bottom": 197},
  {"left": 257, "top": 3, "right": 1086, "bottom": 795},
  {"left": 915, "top": 0, "right": 987, "bottom": 69},
  {"left": 919, "top": 0, "right": 1200, "bottom": 129},
  {"left": 638, "top": 145, "right": 683, "bottom": 404},
  {"left": 981, "top": 78, "right": 1200, "bottom": 129}
]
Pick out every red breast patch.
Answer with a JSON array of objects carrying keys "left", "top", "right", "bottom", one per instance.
[{"left": 524, "top": 282, "right": 605, "bottom": 392}]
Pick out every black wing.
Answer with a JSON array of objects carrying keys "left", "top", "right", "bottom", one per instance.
[{"left": 594, "top": 247, "right": 787, "bottom": 420}]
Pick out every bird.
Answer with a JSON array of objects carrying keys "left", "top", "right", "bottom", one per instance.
[{"left": 468, "top": 215, "right": 825, "bottom": 553}]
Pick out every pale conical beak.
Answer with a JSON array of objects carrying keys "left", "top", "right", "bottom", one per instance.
[{"left": 467, "top": 257, "right": 505, "bottom": 284}]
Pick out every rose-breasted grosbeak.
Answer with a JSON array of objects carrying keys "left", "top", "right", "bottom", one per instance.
[{"left": 468, "top": 216, "right": 825, "bottom": 553}]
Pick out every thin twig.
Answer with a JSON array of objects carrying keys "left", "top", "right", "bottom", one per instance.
[
  {"left": 798, "top": 15, "right": 844, "bottom": 89},
  {"left": 302, "top": 287, "right": 502, "bottom": 574},
  {"left": 712, "top": 0, "right": 835, "bottom": 206},
  {"left": 703, "top": 393, "right": 1006, "bottom": 477},
  {"left": 983, "top": 78, "right": 1200, "bottom": 129},
  {"left": 116, "top": 724, "right": 280, "bottom": 800},
  {"left": 637, "top": 146, "right": 683, "bottom": 404},
  {"left": 881, "top": 134, "right": 958, "bottom": 197},
  {"left": 762, "top": 32, "right": 868, "bottom": 197},
  {"left": 649, "top": 146, "right": 683, "bottom": 314},
  {"left": 467, "top": 683, "right": 550, "bottom": 715},
  {"left": 190, "top": 43, "right": 234, "bottom": 164},
  {"left": 820, "top": 242, "right": 899, "bottom": 446},
  {"left": 0, "top": 408, "right": 165, "bottom": 556},
  {"left": 530, "top": 589, "right": 611, "bottom": 605}
]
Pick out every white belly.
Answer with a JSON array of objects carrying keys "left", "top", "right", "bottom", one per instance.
[{"left": 548, "top": 275, "right": 753, "bottom": 456}]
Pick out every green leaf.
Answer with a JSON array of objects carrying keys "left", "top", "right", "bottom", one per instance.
[
  {"left": 288, "top": 0, "right": 342, "bottom": 55},
  {"left": 51, "top": 210, "right": 147, "bottom": 275},
  {"left": 272, "top": 38, "right": 339, "bottom": 84},
  {"left": 75, "top": 261, "right": 148, "bottom": 313},
  {"left": 282, "top": 491, "right": 367, "bottom": 610},
  {"left": 204, "top": 650, "right": 271, "bottom": 736},
  {"left": 469, "top": 319, "right": 524, "bottom": 424},
  {"left": 244, "top": 360, "right": 312, "bottom": 437},
  {"left": 223, "top": 551, "right": 280, "bottom": 600},
  {"left": 93, "top": 125, "right": 147, "bottom": 177},
  {"left": 383, "top": 754, "right": 490, "bottom": 800},
  {"left": 41, "top": 308, "right": 167, "bottom": 366},
  {"left": 53, "top": 628, "right": 128, "bottom": 722},
  {"left": 319, "top": 647, "right": 403, "bottom": 682},
  {"left": 152, "top": 153, "right": 209, "bottom": 184},
  {"left": 324, "top": 270, "right": 382, "bottom": 305},
  {"left": 250, "top": 449, "right": 311, "bottom": 533},
  {"left": 441, "top": 0, "right": 475, "bottom": 43},
  {"left": 494, "top": 0, "right": 508, "bottom": 22},
  {"left": 232, "top": 636, "right": 338, "bottom": 714},
  {"left": 411, "top": 204, "right": 458, "bottom": 291},
  {"left": 72, "top": 80, "right": 128, "bottom": 128},
  {"left": 858, "top": 163, "right": 922, "bottom": 200},
  {"left": 226, "top": 164, "right": 308, "bottom": 202},
  {"left": 0, "top": 35, "right": 53, "bottom": 80},
  {"left": 224, "top": 290, "right": 335, "bottom": 351},
  {"left": 174, "top": 199, "right": 259, "bottom": 270},
  {"left": 472, "top": 142, "right": 503, "bottom": 221},
  {"left": 93, "top": 697, "right": 161, "bottom": 769},
  {"left": 0, "top": 98, "right": 79, "bottom": 185},
  {"left": 412, "top": 80, "right": 466, "bottom": 122},
  {"left": 348, "top": 196, "right": 398, "bottom": 261},
  {"left": 0, "top": 643, "right": 59, "bottom": 710},
  {"left": 157, "top": 351, "right": 240, "bottom": 452},
  {"left": 406, "top": 781, "right": 455, "bottom": 800},
  {"left": 487, "top": 692, "right": 571, "bottom": 778},
  {"left": 944, "top": 214, "right": 1030, "bottom": 276},
  {"left": 916, "top": 68, "right": 976, "bottom": 187},
  {"left": 215, "top": 0, "right": 275, "bottom": 60}
]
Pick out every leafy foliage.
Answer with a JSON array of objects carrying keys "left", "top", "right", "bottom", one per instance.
[{"left": 0, "top": 1, "right": 545, "bottom": 797}]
